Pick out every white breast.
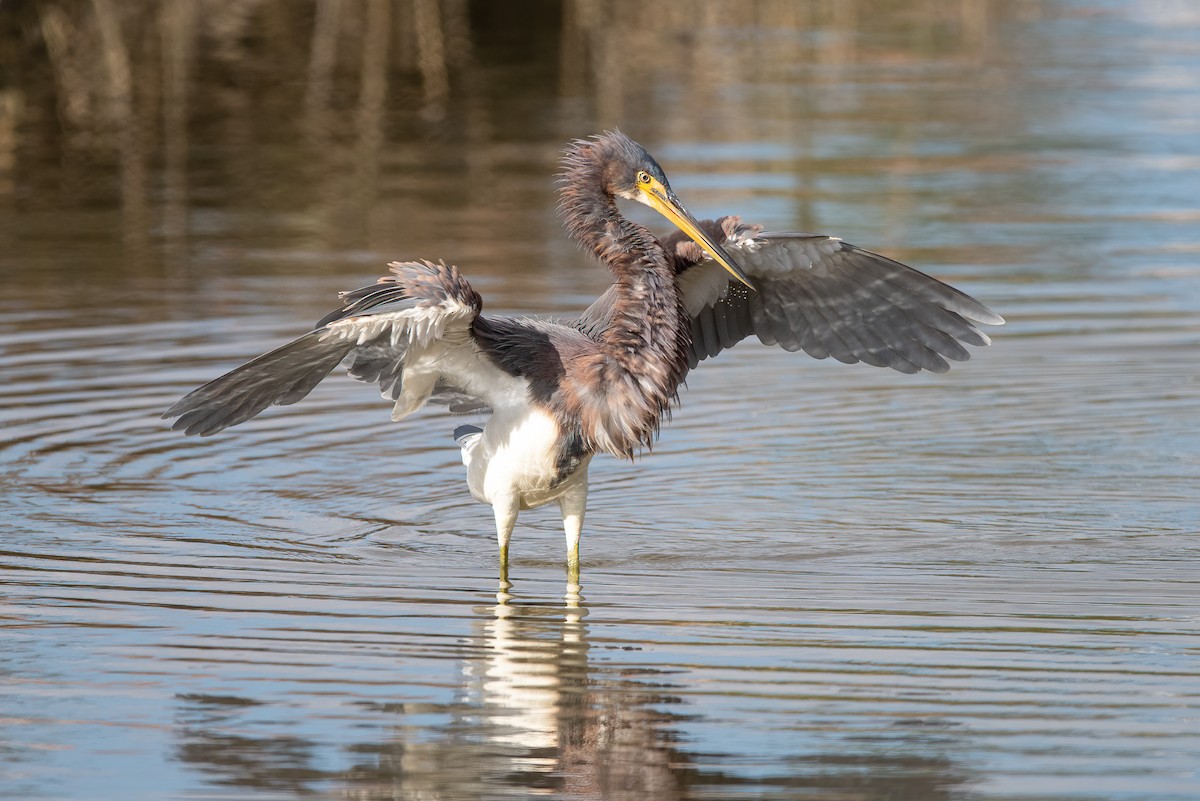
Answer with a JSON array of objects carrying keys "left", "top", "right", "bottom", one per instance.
[{"left": 461, "top": 400, "right": 588, "bottom": 512}]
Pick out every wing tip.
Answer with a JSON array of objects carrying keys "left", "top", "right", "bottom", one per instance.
[{"left": 971, "top": 307, "right": 1006, "bottom": 327}]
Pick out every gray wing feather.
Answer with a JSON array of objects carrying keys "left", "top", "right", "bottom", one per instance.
[
  {"left": 165, "top": 260, "right": 488, "bottom": 435},
  {"left": 344, "top": 336, "right": 409, "bottom": 400},
  {"left": 163, "top": 331, "right": 355, "bottom": 436},
  {"left": 686, "top": 286, "right": 754, "bottom": 369},
  {"left": 679, "top": 227, "right": 1003, "bottom": 372},
  {"left": 317, "top": 288, "right": 420, "bottom": 327},
  {"left": 576, "top": 285, "right": 618, "bottom": 340},
  {"left": 429, "top": 381, "right": 493, "bottom": 414}
]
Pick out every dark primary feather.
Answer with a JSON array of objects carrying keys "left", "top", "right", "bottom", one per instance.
[
  {"left": 580, "top": 216, "right": 1003, "bottom": 374},
  {"left": 164, "top": 261, "right": 487, "bottom": 436},
  {"left": 162, "top": 331, "right": 355, "bottom": 436}
]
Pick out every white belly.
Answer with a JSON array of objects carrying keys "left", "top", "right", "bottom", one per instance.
[{"left": 460, "top": 407, "right": 592, "bottom": 511}]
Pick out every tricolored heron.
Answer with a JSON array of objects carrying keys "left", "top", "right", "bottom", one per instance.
[{"left": 165, "top": 131, "right": 1003, "bottom": 581}]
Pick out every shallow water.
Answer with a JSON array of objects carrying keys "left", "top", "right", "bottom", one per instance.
[{"left": 2, "top": 2, "right": 1199, "bottom": 799}]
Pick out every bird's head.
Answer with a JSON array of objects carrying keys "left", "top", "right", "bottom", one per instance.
[{"left": 566, "top": 131, "right": 755, "bottom": 289}]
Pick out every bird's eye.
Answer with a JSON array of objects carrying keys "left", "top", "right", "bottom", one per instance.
[{"left": 636, "top": 171, "right": 652, "bottom": 185}]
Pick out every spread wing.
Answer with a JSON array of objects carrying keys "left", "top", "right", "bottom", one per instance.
[
  {"left": 581, "top": 217, "right": 1004, "bottom": 374},
  {"left": 164, "top": 260, "right": 491, "bottom": 435}
]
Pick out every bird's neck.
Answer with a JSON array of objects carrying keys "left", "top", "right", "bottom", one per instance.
[{"left": 559, "top": 173, "right": 691, "bottom": 457}]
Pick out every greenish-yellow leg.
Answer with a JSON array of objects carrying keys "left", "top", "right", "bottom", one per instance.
[
  {"left": 558, "top": 483, "right": 587, "bottom": 585},
  {"left": 493, "top": 500, "right": 517, "bottom": 586}
]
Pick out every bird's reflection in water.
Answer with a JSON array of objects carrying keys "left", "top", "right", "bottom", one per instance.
[
  {"left": 460, "top": 580, "right": 685, "bottom": 798},
  {"left": 465, "top": 581, "right": 590, "bottom": 758},
  {"left": 355, "top": 580, "right": 691, "bottom": 799},
  {"left": 171, "top": 586, "right": 977, "bottom": 799}
]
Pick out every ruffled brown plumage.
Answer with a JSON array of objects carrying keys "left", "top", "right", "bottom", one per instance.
[{"left": 545, "top": 132, "right": 695, "bottom": 458}]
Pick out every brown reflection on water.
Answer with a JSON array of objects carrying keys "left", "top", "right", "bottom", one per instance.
[{"left": 2, "top": 0, "right": 1051, "bottom": 279}]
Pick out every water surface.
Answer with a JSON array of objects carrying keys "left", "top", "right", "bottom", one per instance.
[{"left": 2, "top": 2, "right": 1199, "bottom": 799}]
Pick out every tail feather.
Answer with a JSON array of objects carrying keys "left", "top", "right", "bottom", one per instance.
[
  {"left": 163, "top": 331, "right": 355, "bottom": 436},
  {"left": 453, "top": 424, "right": 483, "bottom": 444}
]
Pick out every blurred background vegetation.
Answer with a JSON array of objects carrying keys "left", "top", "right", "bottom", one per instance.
[{"left": 0, "top": 0, "right": 1050, "bottom": 268}]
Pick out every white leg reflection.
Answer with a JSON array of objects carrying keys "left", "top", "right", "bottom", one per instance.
[{"left": 463, "top": 580, "right": 589, "bottom": 768}]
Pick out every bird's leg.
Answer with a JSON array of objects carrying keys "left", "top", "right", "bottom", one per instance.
[
  {"left": 557, "top": 481, "right": 588, "bottom": 585},
  {"left": 493, "top": 498, "right": 518, "bottom": 586}
]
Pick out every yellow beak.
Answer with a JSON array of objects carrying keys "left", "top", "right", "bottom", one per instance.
[{"left": 640, "top": 178, "right": 756, "bottom": 290}]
